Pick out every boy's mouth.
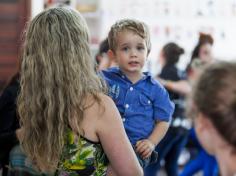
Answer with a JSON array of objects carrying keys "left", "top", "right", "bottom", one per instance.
[{"left": 128, "top": 61, "right": 139, "bottom": 66}]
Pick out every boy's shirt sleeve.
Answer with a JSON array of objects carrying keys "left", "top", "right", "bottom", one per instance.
[
  {"left": 99, "top": 69, "right": 117, "bottom": 99},
  {"left": 152, "top": 81, "right": 175, "bottom": 122}
]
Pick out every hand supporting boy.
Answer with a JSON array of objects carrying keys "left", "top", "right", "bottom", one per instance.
[
  {"left": 135, "top": 120, "right": 170, "bottom": 159},
  {"left": 135, "top": 139, "right": 155, "bottom": 159}
]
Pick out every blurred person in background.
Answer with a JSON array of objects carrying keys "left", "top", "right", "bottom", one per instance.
[
  {"left": 95, "top": 38, "right": 117, "bottom": 71},
  {"left": 153, "top": 33, "right": 217, "bottom": 176},
  {"left": 190, "top": 32, "right": 214, "bottom": 64},
  {"left": 180, "top": 59, "right": 218, "bottom": 176},
  {"left": 180, "top": 33, "right": 218, "bottom": 176},
  {"left": 145, "top": 42, "right": 189, "bottom": 176},
  {"left": 158, "top": 33, "right": 214, "bottom": 96},
  {"left": 0, "top": 73, "right": 20, "bottom": 176}
]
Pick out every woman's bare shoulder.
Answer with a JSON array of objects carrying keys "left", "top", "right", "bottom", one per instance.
[
  {"left": 98, "top": 93, "right": 119, "bottom": 116},
  {"left": 98, "top": 93, "right": 115, "bottom": 106},
  {"left": 79, "top": 93, "right": 117, "bottom": 141},
  {"left": 84, "top": 93, "right": 117, "bottom": 120}
]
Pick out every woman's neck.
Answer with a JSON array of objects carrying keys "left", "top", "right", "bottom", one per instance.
[{"left": 216, "top": 147, "right": 236, "bottom": 176}]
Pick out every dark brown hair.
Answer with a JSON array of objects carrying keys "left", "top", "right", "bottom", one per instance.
[
  {"left": 186, "top": 33, "right": 214, "bottom": 73},
  {"left": 162, "top": 42, "right": 184, "bottom": 65},
  {"left": 191, "top": 33, "right": 214, "bottom": 61},
  {"left": 193, "top": 61, "right": 236, "bottom": 148}
]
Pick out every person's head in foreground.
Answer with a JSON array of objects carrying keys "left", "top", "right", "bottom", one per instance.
[
  {"left": 108, "top": 19, "right": 151, "bottom": 82},
  {"left": 190, "top": 61, "right": 236, "bottom": 176},
  {"left": 17, "top": 7, "right": 142, "bottom": 175}
]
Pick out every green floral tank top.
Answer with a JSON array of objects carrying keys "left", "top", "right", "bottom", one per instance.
[{"left": 56, "top": 128, "right": 108, "bottom": 176}]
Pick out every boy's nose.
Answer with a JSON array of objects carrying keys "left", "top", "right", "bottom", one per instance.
[{"left": 130, "top": 49, "right": 137, "bottom": 57}]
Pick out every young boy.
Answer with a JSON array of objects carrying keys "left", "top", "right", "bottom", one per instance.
[{"left": 102, "top": 19, "right": 174, "bottom": 168}]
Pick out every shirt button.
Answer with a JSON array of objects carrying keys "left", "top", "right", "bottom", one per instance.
[
  {"left": 122, "top": 118, "right": 126, "bottom": 122},
  {"left": 148, "top": 100, "right": 151, "bottom": 104},
  {"left": 130, "top": 87, "right": 133, "bottom": 91},
  {"left": 125, "top": 104, "right": 129, "bottom": 108},
  {"left": 122, "top": 75, "right": 125, "bottom": 79}
]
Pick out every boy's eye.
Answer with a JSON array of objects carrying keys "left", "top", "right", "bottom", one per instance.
[
  {"left": 137, "top": 46, "right": 145, "bottom": 50},
  {"left": 122, "top": 47, "right": 129, "bottom": 51}
]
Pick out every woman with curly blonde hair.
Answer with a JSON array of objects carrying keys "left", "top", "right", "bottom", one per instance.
[{"left": 9, "top": 7, "right": 142, "bottom": 176}]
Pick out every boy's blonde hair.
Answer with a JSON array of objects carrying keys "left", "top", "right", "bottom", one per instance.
[
  {"left": 18, "top": 7, "right": 105, "bottom": 172},
  {"left": 108, "top": 19, "right": 151, "bottom": 55}
]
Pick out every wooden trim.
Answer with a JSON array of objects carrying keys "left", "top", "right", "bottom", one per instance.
[{"left": 0, "top": 0, "right": 31, "bottom": 92}]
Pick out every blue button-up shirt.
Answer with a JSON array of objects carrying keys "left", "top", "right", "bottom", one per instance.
[{"left": 102, "top": 67, "right": 174, "bottom": 145}]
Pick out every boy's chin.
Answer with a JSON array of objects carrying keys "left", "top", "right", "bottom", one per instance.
[
  {"left": 120, "top": 67, "right": 142, "bottom": 75},
  {"left": 128, "top": 69, "right": 142, "bottom": 74},
  {"left": 127, "top": 67, "right": 142, "bottom": 72}
]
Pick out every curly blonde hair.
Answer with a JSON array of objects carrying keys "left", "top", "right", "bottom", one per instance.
[
  {"left": 108, "top": 19, "right": 151, "bottom": 55},
  {"left": 17, "top": 7, "right": 105, "bottom": 172}
]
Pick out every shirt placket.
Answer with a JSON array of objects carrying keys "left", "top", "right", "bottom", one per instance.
[{"left": 122, "top": 84, "right": 135, "bottom": 122}]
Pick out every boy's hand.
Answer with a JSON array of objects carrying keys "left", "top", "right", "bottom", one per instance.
[{"left": 135, "top": 139, "right": 155, "bottom": 159}]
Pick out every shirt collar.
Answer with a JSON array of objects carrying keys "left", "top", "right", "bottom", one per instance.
[
  {"left": 107, "top": 66, "right": 121, "bottom": 74},
  {"left": 143, "top": 72, "right": 156, "bottom": 84},
  {"left": 108, "top": 67, "right": 155, "bottom": 84},
  {"left": 107, "top": 67, "right": 126, "bottom": 78}
]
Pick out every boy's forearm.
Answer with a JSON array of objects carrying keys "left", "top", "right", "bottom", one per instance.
[{"left": 148, "top": 120, "right": 170, "bottom": 146}]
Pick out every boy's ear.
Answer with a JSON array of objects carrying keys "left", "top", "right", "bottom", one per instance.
[
  {"left": 107, "top": 49, "right": 116, "bottom": 61},
  {"left": 147, "top": 48, "right": 151, "bottom": 57}
]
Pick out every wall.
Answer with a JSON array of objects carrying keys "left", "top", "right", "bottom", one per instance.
[
  {"left": 15, "top": 0, "right": 236, "bottom": 76},
  {"left": 77, "top": 0, "right": 236, "bottom": 74}
]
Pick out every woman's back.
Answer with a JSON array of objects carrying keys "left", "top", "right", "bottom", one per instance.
[
  {"left": 56, "top": 94, "right": 108, "bottom": 175},
  {"left": 15, "top": 7, "right": 143, "bottom": 176},
  {"left": 57, "top": 129, "right": 108, "bottom": 176}
]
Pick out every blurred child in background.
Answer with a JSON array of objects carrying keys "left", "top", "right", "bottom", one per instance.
[{"left": 96, "top": 38, "right": 117, "bottom": 71}]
